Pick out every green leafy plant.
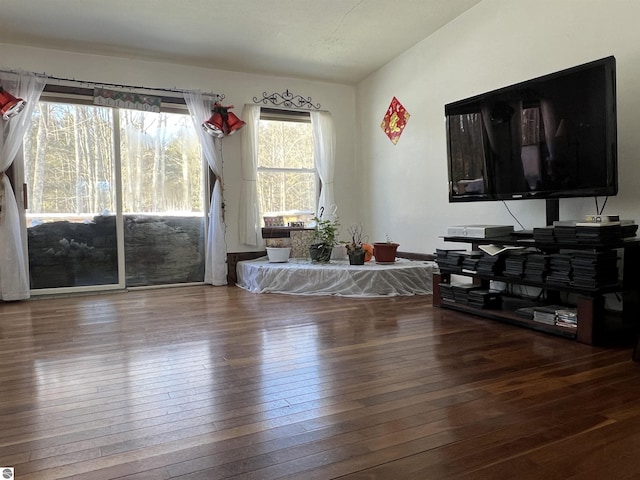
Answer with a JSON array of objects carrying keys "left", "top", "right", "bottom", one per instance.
[
  {"left": 312, "top": 216, "right": 340, "bottom": 247},
  {"left": 309, "top": 214, "right": 340, "bottom": 262}
]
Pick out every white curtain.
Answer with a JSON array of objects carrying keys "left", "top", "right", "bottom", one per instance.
[
  {"left": 239, "top": 104, "right": 261, "bottom": 246},
  {"left": 184, "top": 92, "right": 227, "bottom": 285},
  {"left": 311, "top": 111, "right": 336, "bottom": 217},
  {"left": 0, "top": 71, "right": 47, "bottom": 301}
]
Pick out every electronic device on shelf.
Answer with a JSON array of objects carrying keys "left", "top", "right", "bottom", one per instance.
[{"left": 446, "top": 224, "right": 514, "bottom": 238}]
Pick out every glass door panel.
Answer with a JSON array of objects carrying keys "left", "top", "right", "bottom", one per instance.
[
  {"left": 119, "top": 110, "right": 205, "bottom": 286},
  {"left": 24, "top": 103, "right": 118, "bottom": 289}
]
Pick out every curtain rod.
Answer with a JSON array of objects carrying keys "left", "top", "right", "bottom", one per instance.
[
  {"left": 0, "top": 68, "right": 224, "bottom": 101},
  {"left": 46, "top": 75, "right": 224, "bottom": 101},
  {"left": 251, "top": 90, "right": 327, "bottom": 113}
]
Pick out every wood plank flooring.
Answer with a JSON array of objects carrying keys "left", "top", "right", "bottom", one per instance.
[{"left": 1, "top": 285, "right": 640, "bottom": 479}]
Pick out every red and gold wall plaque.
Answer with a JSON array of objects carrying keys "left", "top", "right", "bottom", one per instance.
[{"left": 380, "top": 96, "right": 410, "bottom": 145}]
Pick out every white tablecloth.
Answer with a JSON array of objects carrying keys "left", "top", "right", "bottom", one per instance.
[{"left": 236, "top": 257, "right": 435, "bottom": 297}]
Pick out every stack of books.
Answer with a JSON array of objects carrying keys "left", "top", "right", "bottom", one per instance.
[
  {"left": 530, "top": 216, "right": 636, "bottom": 246},
  {"left": 532, "top": 305, "right": 565, "bottom": 325},
  {"left": 515, "top": 305, "right": 578, "bottom": 328},
  {"left": 438, "top": 283, "right": 455, "bottom": 302},
  {"left": 622, "top": 221, "right": 639, "bottom": 237},
  {"left": 556, "top": 215, "right": 638, "bottom": 244},
  {"left": 515, "top": 306, "right": 536, "bottom": 319},
  {"left": 440, "top": 283, "right": 478, "bottom": 304},
  {"left": 546, "top": 253, "right": 573, "bottom": 286},
  {"left": 553, "top": 221, "right": 578, "bottom": 243},
  {"left": 523, "top": 253, "right": 549, "bottom": 283},
  {"left": 467, "top": 289, "right": 502, "bottom": 309},
  {"left": 555, "top": 308, "right": 578, "bottom": 328},
  {"left": 452, "top": 283, "right": 482, "bottom": 305},
  {"left": 476, "top": 253, "right": 506, "bottom": 276},
  {"left": 503, "top": 251, "right": 528, "bottom": 278},
  {"left": 460, "top": 251, "right": 484, "bottom": 274},
  {"left": 434, "top": 248, "right": 466, "bottom": 271},
  {"left": 533, "top": 226, "right": 556, "bottom": 243},
  {"left": 571, "top": 250, "right": 619, "bottom": 288},
  {"left": 575, "top": 219, "right": 637, "bottom": 243},
  {"left": 575, "top": 221, "right": 622, "bottom": 243}
]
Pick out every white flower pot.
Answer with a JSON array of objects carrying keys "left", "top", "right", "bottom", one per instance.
[
  {"left": 266, "top": 247, "right": 291, "bottom": 263},
  {"left": 331, "top": 244, "right": 347, "bottom": 260}
]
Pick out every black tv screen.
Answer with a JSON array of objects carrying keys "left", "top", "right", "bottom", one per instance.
[{"left": 445, "top": 56, "right": 617, "bottom": 203}]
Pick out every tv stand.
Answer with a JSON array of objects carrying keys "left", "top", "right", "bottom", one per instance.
[{"left": 433, "top": 234, "right": 640, "bottom": 347}]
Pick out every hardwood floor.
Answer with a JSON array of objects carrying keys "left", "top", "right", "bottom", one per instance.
[{"left": 2, "top": 285, "right": 640, "bottom": 479}]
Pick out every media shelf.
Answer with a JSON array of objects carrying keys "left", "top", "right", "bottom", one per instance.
[
  {"left": 433, "top": 235, "right": 640, "bottom": 346},
  {"left": 436, "top": 294, "right": 579, "bottom": 339},
  {"left": 439, "top": 269, "right": 623, "bottom": 296}
]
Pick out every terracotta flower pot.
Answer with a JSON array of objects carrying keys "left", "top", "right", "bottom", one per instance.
[{"left": 373, "top": 242, "right": 399, "bottom": 263}]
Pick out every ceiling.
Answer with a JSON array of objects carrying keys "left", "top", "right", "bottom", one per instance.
[{"left": 0, "top": 0, "right": 482, "bottom": 85}]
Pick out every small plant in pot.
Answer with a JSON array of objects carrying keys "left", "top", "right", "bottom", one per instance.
[
  {"left": 373, "top": 234, "right": 399, "bottom": 263},
  {"left": 265, "top": 238, "right": 291, "bottom": 263},
  {"left": 309, "top": 215, "right": 339, "bottom": 263},
  {"left": 343, "top": 224, "right": 368, "bottom": 265}
]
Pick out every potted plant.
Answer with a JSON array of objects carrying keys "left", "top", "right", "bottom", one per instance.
[
  {"left": 309, "top": 215, "right": 339, "bottom": 262},
  {"left": 265, "top": 238, "right": 291, "bottom": 263},
  {"left": 343, "top": 224, "right": 368, "bottom": 265},
  {"left": 373, "top": 235, "right": 399, "bottom": 263}
]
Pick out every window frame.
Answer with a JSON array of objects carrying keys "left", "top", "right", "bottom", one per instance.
[
  {"left": 256, "top": 107, "right": 319, "bottom": 222},
  {"left": 19, "top": 83, "right": 210, "bottom": 292}
]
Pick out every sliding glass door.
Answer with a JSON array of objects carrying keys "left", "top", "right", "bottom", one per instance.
[
  {"left": 23, "top": 99, "right": 205, "bottom": 292},
  {"left": 119, "top": 109, "right": 205, "bottom": 287},
  {"left": 24, "top": 102, "right": 118, "bottom": 289}
]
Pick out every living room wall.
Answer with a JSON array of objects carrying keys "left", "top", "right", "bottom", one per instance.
[
  {"left": 357, "top": 0, "right": 640, "bottom": 254},
  {"left": 0, "top": 43, "right": 358, "bottom": 254}
]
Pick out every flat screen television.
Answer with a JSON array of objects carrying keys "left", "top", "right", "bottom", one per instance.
[{"left": 445, "top": 56, "right": 617, "bottom": 209}]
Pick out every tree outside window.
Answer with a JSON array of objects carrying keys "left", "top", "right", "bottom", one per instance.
[{"left": 257, "top": 113, "right": 317, "bottom": 225}]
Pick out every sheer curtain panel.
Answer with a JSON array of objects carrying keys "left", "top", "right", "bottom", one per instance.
[
  {"left": 185, "top": 91, "right": 227, "bottom": 285},
  {"left": 239, "top": 104, "right": 261, "bottom": 246},
  {"left": 0, "top": 71, "right": 47, "bottom": 300},
  {"left": 311, "top": 111, "right": 336, "bottom": 217}
]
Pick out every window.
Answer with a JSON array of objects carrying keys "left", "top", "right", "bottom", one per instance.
[{"left": 257, "top": 108, "right": 317, "bottom": 225}]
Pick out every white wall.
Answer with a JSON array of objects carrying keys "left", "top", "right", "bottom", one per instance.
[
  {"left": 7, "top": 0, "right": 640, "bottom": 259},
  {"left": 0, "top": 43, "right": 358, "bottom": 253},
  {"left": 357, "top": 0, "right": 640, "bottom": 254}
]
